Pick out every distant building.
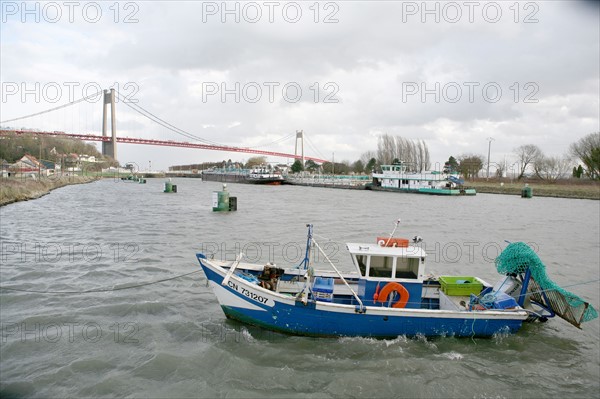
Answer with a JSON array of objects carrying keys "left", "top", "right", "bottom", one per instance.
[
  {"left": 40, "top": 160, "right": 60, "bottom": 175},
  {"left": 10, "top": 154, "right": 46, "bottom": 178},
  {"left": 1, "top": 159, "right": 9, "bottom": 178},
  {"left": 79, "top": 154, "right": 96, "bottom": 163}
]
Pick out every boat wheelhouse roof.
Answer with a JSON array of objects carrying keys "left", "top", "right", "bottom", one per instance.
[{"left": 346, "top": 243, "right": 427, "bottom": 258}]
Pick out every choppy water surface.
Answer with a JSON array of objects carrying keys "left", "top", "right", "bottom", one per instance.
[{"left": 1, "top": 178, "right": 599, "bottom": 398}]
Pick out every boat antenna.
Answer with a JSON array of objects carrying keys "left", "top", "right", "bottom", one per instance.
[
  {"left": 385, "top": 219, "right": 401, "bottom": 247},
  {"left": 299, "top": 224, "right": 313, "bottom": 270}
]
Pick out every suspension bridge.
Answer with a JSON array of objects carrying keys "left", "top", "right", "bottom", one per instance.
[{"left": 0, "top": 88, "right": 329, "bottom": 164}]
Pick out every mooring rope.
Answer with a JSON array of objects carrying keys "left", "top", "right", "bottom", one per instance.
[{"left": 0, "top": 270, "right": 203, "bottom": 295}]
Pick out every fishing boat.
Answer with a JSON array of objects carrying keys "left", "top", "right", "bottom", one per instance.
[
  {"left": 196, "top": 222, "right": 597, "bottom": 338},
  {"left": 369, "top": 163, "right": 476, "bottom": 195}
]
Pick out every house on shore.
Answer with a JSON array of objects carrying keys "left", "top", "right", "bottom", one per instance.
[{"left": 9, "top": 154, "right": 59, "bottom": 178}]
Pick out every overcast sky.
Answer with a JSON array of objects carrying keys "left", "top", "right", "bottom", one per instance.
[{"left": 1, "top": 1, "right": 599, "bottom": 171}]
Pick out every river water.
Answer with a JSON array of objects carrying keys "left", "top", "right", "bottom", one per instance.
[{"left": 1, "top": 178, "right": 598, "bottom": 398}]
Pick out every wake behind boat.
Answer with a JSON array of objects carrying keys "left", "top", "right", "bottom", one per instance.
[{"left": 197, "top": 222, "right": 597, "bottom": 338}]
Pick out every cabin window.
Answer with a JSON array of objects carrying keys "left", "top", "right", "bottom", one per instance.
[
  {"left": 395, "top": 257, "right": 419, "bottom": 279},
  {"left": 368, "top": 256, "right": 393, "bottom": 278},
  {"left": 355, "top": 255, "right": 367, "bottom": 276}
]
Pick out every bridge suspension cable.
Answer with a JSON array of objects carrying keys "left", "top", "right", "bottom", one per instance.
[
  {"left": 115, "top": 91, "right": 296, "bottom": 151},
  {"left": 244, "top": 133, "right": 296, "bottom": 149},
  {"left": 115, "top": 91, "right": 224, "bottom": 146},
  {"left": 0, "top": 90, "right": 104, "bottom": 125},
  {"left": 304, "top": 133, "right": 328, "bottom": 161},
  {"left": 0, "top": 88, "right": 327, "bottom": 162}
]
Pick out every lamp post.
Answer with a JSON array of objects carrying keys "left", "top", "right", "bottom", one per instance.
[
  {"left": 39, "top": 137, "right": 43, "bottom": 180},
  {"left": 486, "top": 137, "right": 495, "bottom": 180}
]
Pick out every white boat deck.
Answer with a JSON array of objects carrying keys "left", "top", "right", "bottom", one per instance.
[{"left": 439, "top": 291, "right": 470, "bottom": 311}]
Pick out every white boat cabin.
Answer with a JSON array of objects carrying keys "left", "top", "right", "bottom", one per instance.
[
  {"left": 373, "top": 164, "right": 459, "bottom": 190},
  {"left": 347, "top": 242, "right": 427, "bottom": 309},
  {"left": 347, "top": 243, "right": 426, "bottom": 280}
]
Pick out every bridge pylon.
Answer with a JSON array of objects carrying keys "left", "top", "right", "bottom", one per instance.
[
  {"left": 102, "top": 88, "right": 117, "bottom": 161},
  {"left": 294, "top": 130, "right": 304, "bottom": 166}
]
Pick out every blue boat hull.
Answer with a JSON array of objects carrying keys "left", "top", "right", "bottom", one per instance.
[
  {"left": 220, "top": 304, "right": 521, "bottom": 338},
  {"left": 199, "top": 260, "right": 525, "bottom": 338}
]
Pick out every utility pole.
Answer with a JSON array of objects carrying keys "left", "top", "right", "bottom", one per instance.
[
  {"left": 39, "top": 136, "right": 42, "bottom": 179},
  {"left": 332, "top": 152, "right": 335, "bottom": 175},
  {"left": 486, "top": 137, "right": 494, "bottom": 180}
]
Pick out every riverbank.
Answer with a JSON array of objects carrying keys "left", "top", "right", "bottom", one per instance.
[
  {"left": 467, "top": 180, "right": 600, "bottom": 200},
  {"left": 1, "top": 175, "right": 597, "bottom": 205},
  {"left": 283, "top": 176, "right": 599, "bottom": 200},
  {"left": 0, "top": 176, "right": 99, "bottom": 206}
]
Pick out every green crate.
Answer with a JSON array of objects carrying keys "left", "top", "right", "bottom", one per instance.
[{"left": 439, "top": 276, "right": 483, "bottom": 296}]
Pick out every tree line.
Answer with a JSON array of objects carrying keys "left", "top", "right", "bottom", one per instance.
[
  {"left": 0, "top": 132, "right": 107, "bottom": 164},
  {"left": 444, "top": 132, "right": 599, "bottom": 181},
  {"left": 169, "top": 156, "right": 275, "bottom": 171},
  {"left": 291, "top": 134, "right": 431, "bottom": 174},
  {"left": 169, "top": 131, "right": 598, "bottom": 181},
  {"left": 289, "top": 132, "right": 599, "bottom": 181}
]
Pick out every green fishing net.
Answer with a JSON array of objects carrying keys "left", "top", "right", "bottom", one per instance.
[{"left": 496, "top": 242, "right": 598, "bottom": 323}]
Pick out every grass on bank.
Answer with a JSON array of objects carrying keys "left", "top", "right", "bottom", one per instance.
[
  {"left": 467, "top": 179, "right": 600, "bottom": 200},
  {"left": 0, "top": 176, "right": 98, "bottom": 206}
]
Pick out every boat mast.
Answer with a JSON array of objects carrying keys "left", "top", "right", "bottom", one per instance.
[
  {"left": 384, "top": 219, "right": 402, "bottom": 246},
  {"left": 299, "top": 224, "right": 313, "bottom": 270}
]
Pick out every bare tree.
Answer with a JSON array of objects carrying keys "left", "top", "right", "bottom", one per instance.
[
  {"left": 376, "top": 134, "right": 431, "bottom": 172},
  {"left": 416, "top": 140, "right": 424, "bottom": 172},
  {"left": 377, "top": 134, "right": 396, "bottom": 165},
  {"left": 360, "top": 150, "right": 377, "bottom": 166},
  {"left": 416, "top": 140, "right": 431, "bottom": 172},
  {"left": 395, "top": 137, "right": 406, "bottom": 166},
  {"left": 514, "top": 144, "right": 543, "bottom": 179},
  {"left": 569, "top": 132, "right": 600, "bottom": 180},
  {"left": 406, "top": 138, "right": 416, "bottom": 170},
  {"left": 494, "top": 159, "right": 507, "bottom": 178},
  {"left": 534, "top": 155, "right": 573, "bottom": 181},
  {"left": 421, "top": 140, "right": 431, "bottom": 171}
]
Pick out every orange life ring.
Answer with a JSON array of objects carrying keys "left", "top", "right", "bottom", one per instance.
[
  {"left": 377, "top": 282, "right": 409, "bottom": 308},
  {"left": 376, "top": 237, "right": 409, "bottom": 248}
]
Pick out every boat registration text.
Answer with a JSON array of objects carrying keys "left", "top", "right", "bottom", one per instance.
[{"left": 227, "top": 280, "right": 275, "bottom": 307}]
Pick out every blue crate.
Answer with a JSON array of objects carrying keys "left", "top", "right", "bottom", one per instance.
[
  {"left": 493, "top": 292, "right": 518, "bottom": 309},
  {"left": 313, "top": 277, "right": 334, "bottom": 302}
]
